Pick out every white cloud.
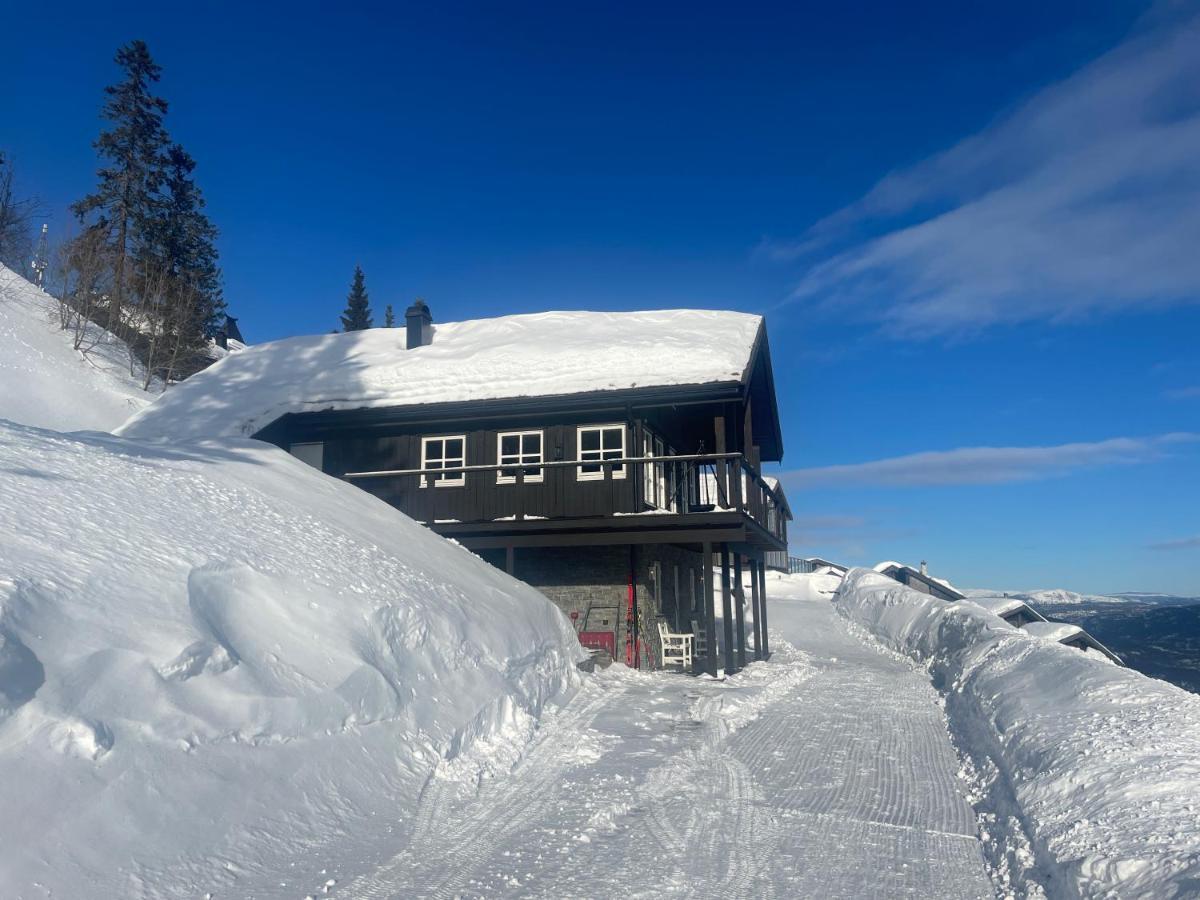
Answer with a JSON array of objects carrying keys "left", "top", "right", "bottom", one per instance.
[
  {"left": 774, "top": 11, "right": 1200, "bottom": 335},
  {"left": 1148, "top": 535, "right": 1200, "bottom": 551},
  {"left": 782, "top": 432, "right": 1198, "bottom": 489},
  {"left": 1166, "top": 386, "right": 1200, "bottom": 399}
]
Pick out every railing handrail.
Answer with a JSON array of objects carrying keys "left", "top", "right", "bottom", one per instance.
[
  {"left": 343, "top": 451, "right": 744, "bottom": 480},
  {"left": 737, "top": 458, "right": 779, "bottom": 498}
]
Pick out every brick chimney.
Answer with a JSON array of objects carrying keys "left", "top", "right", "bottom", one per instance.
[{"left": 405, "top": 299, "right": 432, "bottom": 349}]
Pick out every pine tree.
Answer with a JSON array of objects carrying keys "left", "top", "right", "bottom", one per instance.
[
  {"left": 152, "top": 143, "right": 224, "bottom": 334},
  {"left": 384, "top": 304, "right": 395, "bottom": 327},
  {"left": 131, "top": 142, "right": 226, "bottom": 386},
  {"left": 340, "top": 266, "right": 372, "bottom": 331},
  {"left": 71, "top": 40, "right": 170, "bottom": 329}
]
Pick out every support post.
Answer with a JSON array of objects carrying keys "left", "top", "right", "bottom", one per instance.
[
  {"left": 714, "top": 413, "right": 727, "bottom": 507},
  {"left": 758, "top": 555, "right": 769, "bottom": 658},
  {"left": 505, "top": 545, "right": 515, "bottom": 576},
  {"left": 750, "top": 557, "right": 763, "bottom": 660},
  {"left": 734, "top": 554, "right": 747, "bottom": 668},
  {"left": 703, "top": 542, "right": 717, "bottom": 676},
  {"left": 721, "top": 543, "right": 736, "bottom": 675}
]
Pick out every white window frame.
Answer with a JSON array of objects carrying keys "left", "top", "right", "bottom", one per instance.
[
  {"left": 642, "top": 430, "right": 656, "bottom": 505},
  {"left": 496, "top": 430, "right": 544, "bottom": 484},
  {"left": 420, "top": 434, "right": 466, "bottom": 488},
  {"left": 288, "top": 441, "right": 324, "bottom": 471},
  {"left": 641, "top": 429, "right": 673, "bottom": 510},
  {"left": 577, "top": 424, "right": 627, "bottom": 481}
]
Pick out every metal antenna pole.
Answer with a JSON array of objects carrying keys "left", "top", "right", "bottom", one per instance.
[{"left": 31, "top": 224, "right": 48, "bottom": 287}]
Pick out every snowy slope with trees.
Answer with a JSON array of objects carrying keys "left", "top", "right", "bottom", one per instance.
[
  {"left": 835, "top": 568, "right": 1200, "bottom": 898},
  {"left": 0, "top": 263, "right": 152, "bottom": 431},
  {"left": 0, "top": 420, "right": 583, "bottom": 897}
]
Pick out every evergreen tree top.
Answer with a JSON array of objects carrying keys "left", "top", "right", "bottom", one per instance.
[
  {"left": 340, "top": 265, "right": 372, "bottom": 331},
  {"left": 72, "top": 40, "right": 170, "bottom": 228}
]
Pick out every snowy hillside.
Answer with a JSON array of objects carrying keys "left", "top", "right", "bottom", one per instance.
[
  {"left": 837, "top": 569, "right": 1200, "bottom": 898},
  {"left": 0, "top": 420, "right": 582, "bottom": 897},
  {"left": 0, "top": 262, "right": 153, "bottom": 431}
]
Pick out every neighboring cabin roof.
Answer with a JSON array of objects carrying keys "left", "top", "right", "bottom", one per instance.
[
  {"left": 972, "top": 596, "right": 1048, "bottom": 621},
  {"left": 118, "top": 309, "right": 764, "bottom": 442},
  {"left": 873, "top": 561, "right": 966, "bottom": 601}
]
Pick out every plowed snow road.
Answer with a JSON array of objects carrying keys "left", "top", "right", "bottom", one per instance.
[{"left": 343, "top": 574, "right": 996, "bottom": 899}]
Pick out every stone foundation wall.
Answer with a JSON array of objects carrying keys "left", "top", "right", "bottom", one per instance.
[{"left": 489, "top": 544, "right": 707, "bottom": 668}]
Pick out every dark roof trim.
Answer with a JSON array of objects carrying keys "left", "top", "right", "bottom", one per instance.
[
  {"left": 743, "top": 320, "right": 784, "bottom": 462},
  {"left": 256, "top": 380, "right": 746, "bottom": 439}
]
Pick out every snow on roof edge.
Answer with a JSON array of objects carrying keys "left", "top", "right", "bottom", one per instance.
[{"left": 119, "top": 308, "right": 765, "bottom": 441}]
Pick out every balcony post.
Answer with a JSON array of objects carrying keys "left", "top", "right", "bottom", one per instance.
[
  {"left": 758, "top": 555, "right": 770, "bottom": 658},
  {"left": 702, "top": 541, "right": 717, "bottom": 677},
  {"left": 425, "top": 472, "right": 435, "bottom": 524},
  {"left": 734, "top": 553, "right": 747, "bottom": 668},
  {"left": 721, "top": 543, "right": 736, "bottom": 675},
  {"left": 750, "top": 557, "right": 763, "bottom": 660}
]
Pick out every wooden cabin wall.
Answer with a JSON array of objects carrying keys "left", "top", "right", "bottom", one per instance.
[{"left": 272, "top": 399, "right": 749, "bottom": 526}]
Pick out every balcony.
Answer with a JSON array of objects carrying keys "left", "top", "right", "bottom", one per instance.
[{"left": 343, "top": 452, "right": 788, "bottom": 549}]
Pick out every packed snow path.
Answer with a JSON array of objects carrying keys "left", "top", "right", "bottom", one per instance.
[{"left": 342, "top": 576, "right": 995, "bottom": 899}]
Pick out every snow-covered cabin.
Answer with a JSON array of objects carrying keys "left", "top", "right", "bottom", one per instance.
[
  {"left": 119, "top": 302, "right": 792, "bottom": 675},
  {"left": 1023, "top": 621, "right": 1124, "bottom": 664},
  {"left": 874, "top": 561, "right": 965, "bottom": 601},
  {"left": 972, "top": 595, "right": 1048, "bottom": 628}
]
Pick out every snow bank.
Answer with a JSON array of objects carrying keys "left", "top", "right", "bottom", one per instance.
[
  {"left": 117, "top": 309, "right": 763, "bottom": 441},
  {"left": 0, "top": 262, "right": 153, "bottom": 431},
  {"left": 0, "top": 420, "right": 583, "bottom": 896},
  {"left": 834, "top": 568, "right": 1200, "bottom": 899}
]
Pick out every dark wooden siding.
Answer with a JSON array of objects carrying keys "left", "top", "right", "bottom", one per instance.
[
  {"left": 314, "top": 420, "right": 641, "bottom": 523},
  {"left": 265, "top": 392, "right": 784, "bottom": 534}
]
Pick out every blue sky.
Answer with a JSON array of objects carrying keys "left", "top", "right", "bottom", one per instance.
[{"left": 4, "top": 1, "right": 1198, "bottom": 594}]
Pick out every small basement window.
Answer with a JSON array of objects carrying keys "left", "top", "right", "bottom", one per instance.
[
  {"left": 578, "top": 424, "right": 626, "bottom": 480},
  {"left": 497, "top": 430, "right": 543, "bottom": 483},
  {"left": 421, "top": 435, "right": 466, "bottom": 487},
  {"left": 289, "top": 442, "right": 324, "bottom": 471}
]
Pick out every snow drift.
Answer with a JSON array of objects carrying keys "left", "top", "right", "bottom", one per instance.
[
  {"left": 0, "top": 419, "right": 582, "bottom": 896},
  {"left": 834, "top": 568, "right": 1200, "bottom": 899},
  {"left": 117, "top": 309, "right": 763, "bottom": 441},
  {"left": 0, "top": 262, "right": 153, "bottom": 431}
]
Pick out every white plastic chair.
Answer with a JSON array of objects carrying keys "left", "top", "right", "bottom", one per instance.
[
  {"left": 658, "top": 620, "right": 694, "bottom": 671},
  {"left": 691, "top": 619, "right": 709, "bottom": 659}
]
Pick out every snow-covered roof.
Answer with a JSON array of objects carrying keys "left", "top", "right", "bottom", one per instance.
[
  {"left": 972, "top": 596, "right": 1046, "bottom": 621},
  {"left": 872, "top": 560, "right": 965, "bottom": 598},
  {"left": 1023, "top": 621, "right": 1084, "bottom": 643},
  {"left": 118, "top": 309, "right": 763, "bottom": 441}
]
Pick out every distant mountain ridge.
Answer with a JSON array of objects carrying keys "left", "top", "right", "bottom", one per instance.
[{"left": 966, "top": 587, "right": 1200, "bottom": 606}]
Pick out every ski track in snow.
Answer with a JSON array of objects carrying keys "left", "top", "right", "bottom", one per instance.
[{"left": 342, "top": 580, "right": 997, "bottom": 899}]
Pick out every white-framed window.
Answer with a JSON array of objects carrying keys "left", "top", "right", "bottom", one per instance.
[
  {"left": 577, "top": 424, "right": 626, "bottom": 481},
  {"left": 289, "top": 442, "right": 324, "bottom": 471},
  {"left": 641, "top": 431, "right": 673, "bottom": 509},
  {"left": 421, "top": 435, "right": 466, "bottom": 487},
  {"left": 663, "top": 441, "right": 678, "bottom": 512},
  {"left": 641, "top": 431, "right": 655, "bottom": 505},
  {"left": 497, "top": 430, "right": 543, "bottom": 484}
]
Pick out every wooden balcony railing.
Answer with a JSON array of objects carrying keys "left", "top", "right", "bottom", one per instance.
[{"left": 342, "top": 452, "right": 787, "bottom": 544}]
